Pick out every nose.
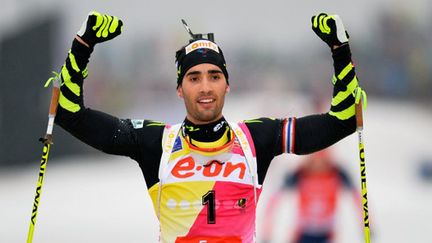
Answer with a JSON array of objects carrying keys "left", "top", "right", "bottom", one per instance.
[{"left": 199, "top": 77, "right": 213, "bottom": 94}]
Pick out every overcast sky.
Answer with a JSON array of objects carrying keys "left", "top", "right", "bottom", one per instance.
[{"left": 1, "top": 0, "right": 430, "bottom": 51}]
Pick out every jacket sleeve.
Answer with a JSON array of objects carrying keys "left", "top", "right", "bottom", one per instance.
[
  {"left": 54, "top": 39, "right": 160, "bottom": 160},
  {"left": 293, "top": 45, "right": 358, "bottom": 155}
]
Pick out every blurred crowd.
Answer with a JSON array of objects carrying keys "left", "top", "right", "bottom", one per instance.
[{"left": 79, "top": 8, "right": 432, "bottom": 118}]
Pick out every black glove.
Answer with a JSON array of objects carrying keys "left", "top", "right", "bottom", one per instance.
[
  {"left": 76, "top": 11, "right": 123, "bottom": 48},
  {"left": 311, "top": 13, "right": 349, "bottom": 48}
]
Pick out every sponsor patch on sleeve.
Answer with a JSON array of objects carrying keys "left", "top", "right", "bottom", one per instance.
[{"left": 131, "top": 119, "right": 144, "bottom": 129}]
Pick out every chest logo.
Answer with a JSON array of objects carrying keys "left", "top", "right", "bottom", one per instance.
[{"left": 171, "top": 156, "right": 246, "bottom": 180}]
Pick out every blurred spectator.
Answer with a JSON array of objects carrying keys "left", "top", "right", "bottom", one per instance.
[{"left": 261, "top": 149, "right": 362, "bottom": 243}]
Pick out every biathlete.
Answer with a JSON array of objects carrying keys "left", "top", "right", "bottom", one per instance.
[{"left": 52, "top": 11, "right": 365, "bottom": 243}]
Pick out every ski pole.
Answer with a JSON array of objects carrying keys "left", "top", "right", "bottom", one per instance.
[
  {"left": 26, "top": 73, "right": 61, "bottom": 243},
  {"left": 355, "top": 95, "right": 371, "bottom": 243}
]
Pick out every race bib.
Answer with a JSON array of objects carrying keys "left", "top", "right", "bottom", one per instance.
[{"left": 175, "top": 236, "right": 242, "bottom": 243}]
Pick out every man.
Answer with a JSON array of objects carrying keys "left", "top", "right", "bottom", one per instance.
[
  {"left": 261, "top": 149, "right": 362, "bottom": 243},
  {"left": 54, "top": 11, "right": 365, "bottom": 243}
]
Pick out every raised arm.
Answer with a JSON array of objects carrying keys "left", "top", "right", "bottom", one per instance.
[
  {"left": 294, "top": 13, "right": 364, "bottom": 155},
  {"left": 54, "top": 11, "right": 151, "bottom": 159}
]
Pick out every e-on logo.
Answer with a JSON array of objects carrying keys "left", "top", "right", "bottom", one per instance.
[{"left": 171, "top": 156, "right": 246, "bottom": 180}]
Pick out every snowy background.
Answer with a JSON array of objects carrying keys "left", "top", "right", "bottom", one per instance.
[
  {"left": 2, "top": 97, "right": 432, "bottom": 243},
  {"left": 1, "top": 0, "right": 432, "bottom": 242}
]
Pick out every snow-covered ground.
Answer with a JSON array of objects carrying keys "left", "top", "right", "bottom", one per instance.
[{"left": 1, "top": 97, "right": 432, "bottom": 243}]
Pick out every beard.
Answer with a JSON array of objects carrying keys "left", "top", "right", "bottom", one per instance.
[
  {"left": 184, "top": 96, "right": 225, "bottom": 124},
  {"left": 192, "top": 109, "right": 221, "bottom": 123}
]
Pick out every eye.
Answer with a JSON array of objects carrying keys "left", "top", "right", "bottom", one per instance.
[
  {"left": 189, "top": 76, "right": 200, "bottom": 82},
  {"left": 211, "top": 74, "right": 221, "bottom": 81}
]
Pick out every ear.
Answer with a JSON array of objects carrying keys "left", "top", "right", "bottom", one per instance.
[
  {"left": 177, "top": 86, "right": 184, "bottom": 99},
  {"left": 225, "top": 85, "right": 230, "bottom": 94}
]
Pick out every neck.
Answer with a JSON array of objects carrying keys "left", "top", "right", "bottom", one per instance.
[
  {"left": 182, "top": 117, "right": 231, "bottom": 147},
  {"left": 185, "top": 114, "right": 224, "bottom": 125}
]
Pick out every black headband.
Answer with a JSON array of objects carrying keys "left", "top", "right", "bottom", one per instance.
[{"left": 175, "top": 39, "right": 229, "bottom": 87}]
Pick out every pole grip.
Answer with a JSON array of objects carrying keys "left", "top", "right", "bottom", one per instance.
[
  {"left": 355, "top": 101, "right": 363, "bottom": 129},
  {"left": 48, "top": 86, "right": 60, "bottom": 116},
  {"left": 45, "top": 85, "right": 60, "bottom": 143}
]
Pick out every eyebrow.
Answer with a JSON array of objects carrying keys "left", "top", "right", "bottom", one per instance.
[
  {"left": 208, "top": 70, "right": 223, "bottom": 74},
  {"left": 185, "top": 69, "right": 223, "bottom": 76},
  {"left": 186, "top": 70, "right": 201, "bottom": 76}
]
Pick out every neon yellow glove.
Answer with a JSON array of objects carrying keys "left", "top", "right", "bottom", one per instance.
[
  {"left": 77, "top": 11, "right": 123, "bottom": 47},
  {"left": 311, "top": 13, "right": 349, "bottom": 48}
]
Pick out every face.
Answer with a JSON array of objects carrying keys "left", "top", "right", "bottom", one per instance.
[
  {"left": 305, "top": 153, "right": 331, "bottom": 172},
  {"left": 177, "top": 63, "right": 230, "bottom": 124}
]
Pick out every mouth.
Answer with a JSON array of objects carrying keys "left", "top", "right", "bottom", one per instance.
[{"left": 197, "top": 97, "right": 216, "bottom": 105}]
